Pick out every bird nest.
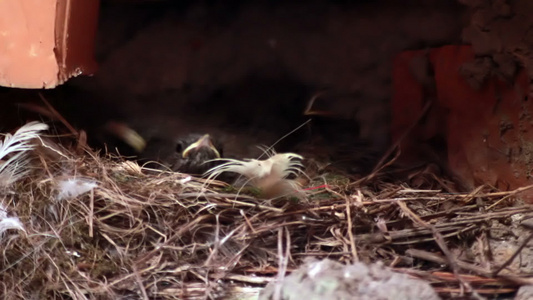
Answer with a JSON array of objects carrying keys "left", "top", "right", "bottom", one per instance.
[{"left": 0, "top": 123, "right": 532, "bottom": 300}]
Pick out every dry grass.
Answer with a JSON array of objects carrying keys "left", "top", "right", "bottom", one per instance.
[{"left": 0, "top": 135, "right": 532, "bottom": 300}]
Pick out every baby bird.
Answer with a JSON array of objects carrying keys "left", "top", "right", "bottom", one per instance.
[
  {"left": 141, "top": 133, "right": 223, "bottom": 176},
  {"left": 171, "top": 133, "right": 222, "bottom": 175}
]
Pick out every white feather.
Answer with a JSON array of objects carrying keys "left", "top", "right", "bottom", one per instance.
[
  {"left": 56, "top": 178, "right": 98, "bottom": 201},
  {"left": 0, "top": 122, "right": 49, "bottom": 186},
  {"left": 0, "top": 204, "right": 25, "bottom": 235},
  {"left": 205, "top": 152, "right": 306, "bottom": 199}
]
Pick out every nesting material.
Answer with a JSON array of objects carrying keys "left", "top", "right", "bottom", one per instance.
[{"left": 0, "top": 122, "right": 532, "bottom": 299}]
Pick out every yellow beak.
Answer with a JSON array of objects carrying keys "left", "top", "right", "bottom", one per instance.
[{"left": 182, "top": 134, "right": 221, "bottom": 159}]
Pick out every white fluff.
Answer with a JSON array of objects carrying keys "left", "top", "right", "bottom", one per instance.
[
  {"left": 0, "top": 122, "right": 49, "bottom": 186},
  {"left": 205, "top": 152, "right": 306, "bottom": 199},
  {"left": 0, "top": 204, "right": 25, "bottom": 235},
  {"left": 56, "top": 178, "right": 97, "bottom": 201}
]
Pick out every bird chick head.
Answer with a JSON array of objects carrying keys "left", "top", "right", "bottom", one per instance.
[
  {"left": 172, "top": 134, "right": 222, "bottom": 175},
  {"left": 181, "top": 134, "right": 220, "bottom": 159}
]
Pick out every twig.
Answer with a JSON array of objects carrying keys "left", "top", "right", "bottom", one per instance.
[
  {"left": 431, "top": 226, "right": 484, "bottom": 299},
  {"left": 89, "top": 188, "right": 94, "bottom": 238},
  {"left": 38, "top": 93, "right": 79, "bottom": 136},
  {"left": 406, "top": 249, "right": 491, "bottom": 277},
  {"left": 397, "top": 201, "right": 483, "bottom": 298},
  {"left": 345, "top": 191, "right": 358, "bottom": 262},
  {"left": 131, "top": 264, "right": 149, "bottom": 300},
  {"left": 362, "top": 99, "right": 433, "bottom": 183}
]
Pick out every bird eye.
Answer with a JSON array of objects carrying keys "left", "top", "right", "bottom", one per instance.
[{"left": 175, "top": 141, "right": 184, "bottom": 153}]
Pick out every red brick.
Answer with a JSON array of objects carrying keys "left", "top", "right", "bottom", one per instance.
[{"left": 392, "top": 45, "right": 533, "bottom": 200}]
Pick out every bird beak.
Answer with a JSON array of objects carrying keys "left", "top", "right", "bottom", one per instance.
[
  {"left": 182, "top": 134, "right": 221, "bottom": 158},
  {"left": 303, "top": 92, "right": 335, "bottom": 116}
]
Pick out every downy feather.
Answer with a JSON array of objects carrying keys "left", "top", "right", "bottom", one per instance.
[
  {"left": 56, "top": 178, "right": 98, "bottom": 201},
  {"left": 0, "top": 122, "right": 49, "bottom": 186},
  {"left": 205, "top": 151, "right": 306, "bottom": 199},
  {"left": 0, "top": 203, "right": 25, "bottom": 236}
]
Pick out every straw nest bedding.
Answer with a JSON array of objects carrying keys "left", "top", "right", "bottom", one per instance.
[{"left": 0, "top": 122, "right": 532, "bottom": 300}]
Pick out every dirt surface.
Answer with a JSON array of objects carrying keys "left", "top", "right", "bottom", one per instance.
[{"left": 461, "top": 0, "right": 533, "bottom": 82}]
